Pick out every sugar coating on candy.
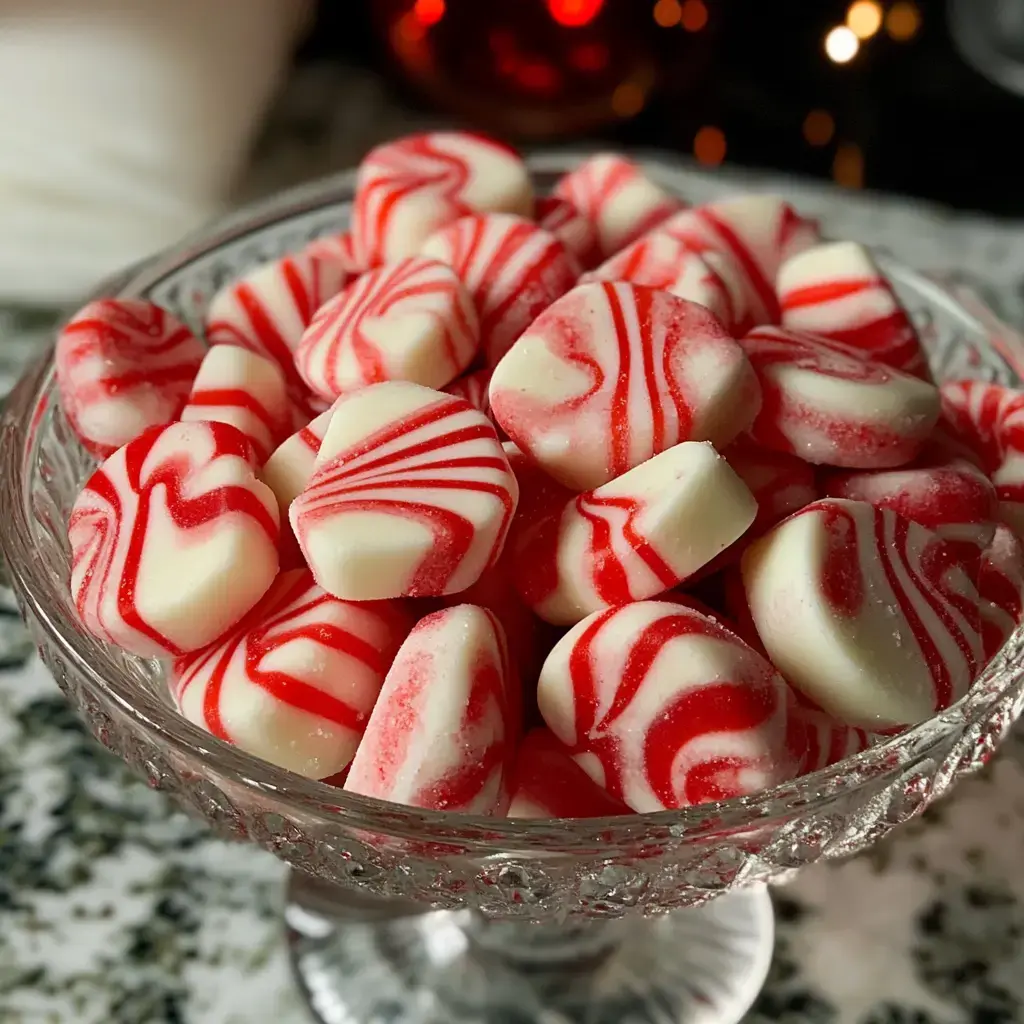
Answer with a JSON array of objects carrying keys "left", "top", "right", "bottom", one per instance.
[
  {"left": 742, "top": 498, "right": 985, "bottom": 729},
  {"left": 69, "top": 421, "right": 280, "bottom": 658},
  {"left": 353, "top": 131, "right": 533, "bottom": 265},
  {"left": 291, "top": 382, "right": 518, "bottom": 600},
  {"left": 489, "top": 281, "right": 762, "bottom": 491},
  {"left": 551, "top": 154, "right": 682, "bottom": 259},
  {"left": 977, "top": 524, "right": 1024, "bottom": 658},
  {"left": 180, "top": 345, "right": 291, "bottom": 464},
  {"left": 534, "top": 195, "right": 601, "bottom": 269},
  {"left": 295, "top": 257, "right": 479, "bottom": 399},
  {"left": 792, "top": 706, "right": 872, "bottom": 773},
  {"left": 537, "top": 600, "right": 803, "bottom": 812},
  {"left": 170, "top": 569, "right": 410, "bottom": 779},
  {"left": 56, "top": 299, "right": 205, "bottom": 459},
  {"left": 584, "top": 232, "right": 744, "bottom": 333},
  {"left": 742, "top": 326, "right": 940, "bottom": 469},
  {"left": 345, "top": 605, "right": 515, "bottom": 813},
  {"left": 823, "top": 459, "right": 998, "bottom": 552},
  {"left": 507, "top": 728, "right": 629, "bottom": 818},
  {"left": 514, "top": 441, "right": 757, "bottom": 625},
  {"left": 421, "top": 213, "right": 579, "bottom": 367},
  {"left": 444, "top": 367, "right": 494, "bottom": 423},
  {"left": 661, "top": 195, "right": 820, "bottom": 326},
  {"left": 778, "top": 240, "right": 926, "bottom": 376},
  {"left": 502, "top": 441, "right": 575, "bottom": 531},
  {"left": 723, "top": 439, "right": 819, "bottom": 535},
  {"left": 261, "top": 405, "right": 335, "bottom": 513}
]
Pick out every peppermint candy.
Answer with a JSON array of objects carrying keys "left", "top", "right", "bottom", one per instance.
[
  {"left": 742, "top": 498, "right": 985, "bottom": 729},
  {"left": 490, "top": 281, "right": 762, "bottom": 491},
  {"left": 534, "top": 196, "right": 601, "bottom": 269},
  {"left": 551, "top": 154, "right": 681, "bottom": 259},
  {"left": 444, "top": 367, "right": 494, "bottom": 422},
  {"left": 537, "top": 600, "right": 803, "bottom": 811},
  {"left": 295, "top": 257, "right": 479, "bottom": 399},
  {"left": 741, "top": 326, "right": 940, "bottom": 468},
  {"left": 69, "top": 421, "right": 280, "bottom": 657},
  {"left": 290, "top": 382, "right": 518, "bottom": 600},
  {"left": 793, "top": 707, "right": 872, "bottom": 773},
  {"left": 977, "top": 524, "right": 1024, "bottom": 658},
  {"left": 301, "top": 231, "right": 367, "bottom": 275},
  {"left": 56, "top": 299, "right": 205, "bottom": 458},
  {"left": 777, "top": 241, "right": 926, "bottom": 376},
  {"left": 421, "top": 213, "right": 579, "bottom": 366},
  {"left": 352, "top": 131, "right": 533, "bottom": 264},
  {"left": 170, "top": 569, "right": 411, "bottom": 779},
  {"left": 345, "top": 605, "right": 516, "bottom": 813},
  {"left": 723, "top": 439, "right": 819, "bottom": 536}
]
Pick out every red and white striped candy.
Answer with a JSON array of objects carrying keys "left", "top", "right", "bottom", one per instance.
[
  {"left": 661, "top": 196, "right": 820, "bottom": 326},
  {"left": 205, "top": 249, "right": 354, "bottom": 391},
  {"left": 170, "top": 569, "right": 411, "bottom": 779},
  {"left": 723, "top": 439, "right": 819, "bottom": 536},
  {"left": 584, "top": 232, "right": 743, "bottom": 333},
  {"left": 537, "top": 601, "right": 803, "bottom": 812},
  {"left": 534, "top": 195, "right": 601, "bottom": 270},
  {"left": 742, "top": 498, "right": 985, "bottom": 729},
  {"left": 444, "top": 367, "right": 494, "bottom": 423},
  {"left": 489, "top": 282, "right": 762, "bottom": 491},
  {"left": 69, "top": 421, "right": 280, "bottom": 658},
  {"left": 301, "top": 231, "right": 367, "bottom": 275},
  {"left": 977, "top": 524, "right": 1024, "bottom": 658},
  {"left": 507, "top": 728, "right": 629, "bottom": 819},
  {"left": 291, "top": 382, "right": 518, "bottom": 600},
  {"left": 261, "top": 405, "right": 335, "bottom": 513},
  {"left": 421, "top": 213, "right": 579, "bottom": 367},
  {"left": 551, "top": 154, "right": 682, "bottom": 259},
  {"left": 514, "top": 441, "right": 757, "bottom": 625},
  {"left": 792, "top": 707, "right": 872, "bottom": 773},
  {"left": 822, "top": 459, "right": 998, "bottom": 553},
  {"left": 352, "top": 131, "right": 533, "bottom": 265},
  {"left": 940, "top": 380, "right": 1024, "bottom": 534},
  {"left": 345, "top": 605, "right": 515, "bottom": 813},
  {"left": 294, "top": 257, "right": 479, "bottom": 399},
  {"left": 56, "top": 299, "right": 205, "bottom": 459},
  {"left": 741, "top": 326, "right": 940, "bottom": 469},
  {"left": 502, "top": 441, "right": 575, "bottom": 531},
  {"left": 778, "top": 241, "right": 926, "bottom": 376},
  {"left": 180, "top": 345, "right": 291, "bottom": 464}
]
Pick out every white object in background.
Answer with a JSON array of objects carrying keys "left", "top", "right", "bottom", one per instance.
[{"left": 0, "top": 0, "right": 310, "bottom": 304}]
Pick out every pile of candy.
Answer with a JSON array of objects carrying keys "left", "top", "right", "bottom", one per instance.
[{"left": 58, "top": 132, "right": 1024, "bottom": 819}]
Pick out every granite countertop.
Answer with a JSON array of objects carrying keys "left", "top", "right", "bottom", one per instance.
[{"left": 6, "top": 63, "right": 1024, "bottom": 1024}]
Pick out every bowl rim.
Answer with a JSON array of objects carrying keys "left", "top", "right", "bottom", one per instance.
[{"left": 1, "top": 152, "right": 1020, "bottom": 851}]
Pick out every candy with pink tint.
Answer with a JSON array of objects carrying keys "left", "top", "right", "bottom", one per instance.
[
  {"left": 261, "top": 405, "right": 335, "bottom": 513},
  {"left": 537, "top": 601, "right": 803, "bottom": 812},
  {"left": 793, "top": 707, "right": 872, "bottom": 773},
  {"left": 56, "top": 299, "right": 205, "bottom": 459},
  {"left": 489, "top": 282, "right": 761, "bottom": 491},
  {"left": 353, "top": 131, "right": 533, "bottom": 264},
  {"left": 345, "top": 605, "right": 515, "bottom": 813},
  {"left": 551, "top": 154, "right": 682, "bottom": 258},
  {"left": 295, "top": 257, "right": 479, "bottom": 399},
  {"left": 69, "top": 421, "right": 280, "bottom": 658},
  {"left": 180, "top": 345, "right": 291, "bottom": 463},
  {"left": 777, "top": 241, "right": 926, "bottom": 376},
  {"left": 742, "top": 498, "right": 985, "bottom": 729},
  {"left": 507, "top": 729, "right": 630, "bottom": 818},
  {"left": 661, "top": 195, "right": 820, "bottom": 325},
  {"left": 501, "top": 442, "right": 575, "bottom": 529},
  {"left": 723, "top": 439, "right": 819, "bottom": 535},
  {"left": 421, "top": 213, "right": 579, "bottom": 367},
  {"left": 301, "top": 231, "right": 367, "bottom": 275},
  {"left": 584, "top": 231, "right": 745, "bottom": 333},
  {"left": 444, "top": 367, "right": 494, "bottom": 422},
  {"left": 741, "top": 326, "right": 940, "bottom": 469},
  {"left": 534, "top": 195, "right": 601, "bottom": 269},
  {"left": 977, "top": 524, "right": 1024, "bottom": 658},
  {"left": 291, "top": 382, "right": 518, "bottom": 600},
  {"left": 514, "top": 441, "right": 757, "bottom": 625},
  {"left": 170, "top": 569, "right": 410, "bottom": 779},
  {"left": 205, "top": 249, "right": 354, "bottom": 391},
  {"left": 822, "top": 459, "right": 998, "bottom": 553}
]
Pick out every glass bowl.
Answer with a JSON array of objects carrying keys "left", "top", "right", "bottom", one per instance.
[{"left": 3, "top": 154, "right": 1024, "bottom": 1024}]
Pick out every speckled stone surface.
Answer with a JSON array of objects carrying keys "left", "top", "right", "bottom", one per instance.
[{"left": 6, "top": 64, "right": 1024, "bottom": 1024}]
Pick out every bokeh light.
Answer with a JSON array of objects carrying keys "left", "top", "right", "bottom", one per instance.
[
  {"left": 833, "top": 143, "right": 864, "bottom": 188},
  {"left": 413, "top": 0, "right": 445, "bottom": 26},
  {"left": 886, "top": 2, "right": 921, "bottom": 41},
  {"left": 653, "top": 0, "right": 682, "bottom": 28},
  {"left": 825, "top": 25, "right": 860, "bottom": 63},
  {"left": 548, "top": 0, "right": 604, "bottom": 28},
  {"left": 694, "top": 126, "right": 727, "bottom": 166},
  {"left": 611, "top": 80, "right": 647, "bottom": 117},
  {"left": 803, "top": 110, "right": 836, "bottom": 147},
  {"left": 680, "top": 0, "right": 709, "bottom": 32},
  {"left": 846, "top": 1, "right": 882, "bottom": 39}
]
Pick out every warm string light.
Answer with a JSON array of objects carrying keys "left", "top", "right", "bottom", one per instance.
[
  {"left": 611, "top": 79, "right": 647, "bottom": 116},
  {"left": 833, "top": 143, "right": 864, "bottom": 188},
  {"left": 679, "top": 0, "right": 708, "bottom": 32},
  {"left": 846, "top": 0, "right": 882, "bottom": 39},
  {"left": 886, "top": 2, "right": 921, "bottom": 41},
  {"left": 547, "top": 0, "right": 604, "bottom": 28},
  {"left": 803, "top": 110, "right": 835, "bottom": 147},
  {"left": 825, "top": 25, "right": 859, "bottom": 63},
  {"left": 653, "top": 0, "right": 681, "bottom": 28},
  {"left": 412, "top": 0, "right": 445, "bottom": 26},
  {"left": 694, "top": 126, "right": 726, "bottom": 166}
]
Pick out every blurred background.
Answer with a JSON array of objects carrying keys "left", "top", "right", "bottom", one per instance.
[{"left": 3, "top": 0, "right": 1024, "bottom": 305}]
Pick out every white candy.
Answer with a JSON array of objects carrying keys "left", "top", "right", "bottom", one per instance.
[{"left": 260, "top": 405, "right": 335, "bottom": 513}]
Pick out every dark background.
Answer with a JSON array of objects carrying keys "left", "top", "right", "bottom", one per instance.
[{"left": 297, "top": 0, "right": 1024, "bottom": 215}]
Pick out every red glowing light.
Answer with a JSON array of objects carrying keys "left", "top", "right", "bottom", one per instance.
[
  {"left": 570, "top": 41, "right": 609, "bottom": 72},
  {"left": 547, "top": 0, "right": 604, "bottom": 28},
  {"left": 413, "top": 0, "right": 445, "bottom": 26}
]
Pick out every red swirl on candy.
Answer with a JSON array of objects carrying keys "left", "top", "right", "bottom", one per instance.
[
  {"left": 69, "top": 421, "right": 280, "bottom": 658},
  {"left": 537, "top": 601, "right": 803, "bottom": 811},
  {"left": 534, "top": 195, "right": 601, "bottom": 270},
  {"left": 977, "top": 524, "right": 1024, "bottom": 658},
  {"left": 792, "top": 707, "right": 872, "bottom": 773},
  {"left": 171, "top": 569, "right": 411, "bottom": 779},
  {"left": 56, "top": 299, "right": 205, "bottom": 458}
]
